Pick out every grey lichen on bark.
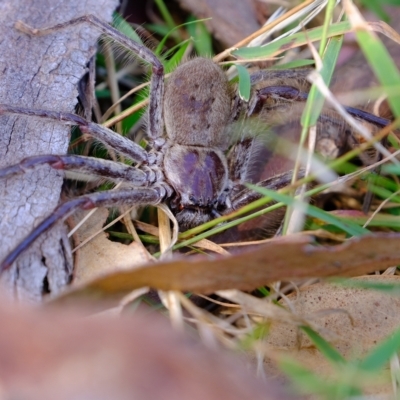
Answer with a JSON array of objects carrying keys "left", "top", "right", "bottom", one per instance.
[{"left": 0, "top": 0, "right": 119, "bottom": 301}]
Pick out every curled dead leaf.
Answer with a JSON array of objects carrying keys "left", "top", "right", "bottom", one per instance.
[{"left": 53, "top": 232, "right": 400, "bottom": 307}]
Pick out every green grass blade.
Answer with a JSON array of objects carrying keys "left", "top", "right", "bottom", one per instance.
[
  {"left": 155, "top": 18, "right": 212, "bottom": 56},
  {"left": 355, "top": 31, "right": 400, "bottom": 117},
  {"left": 301, "top": 326, "right": 346, "bottom": 365},
  {"left": 248, "top": 185, "right": 370, "bottom": 236},
  {"left": 233, "top": 21, "right": 352, "bottom": 59},
  {"left": 359, "top": 0, "right": 392, "bottom": 21},
  {"left": 358, "top": 327, "right": 400, "bottom": 372},
  {"left": 347, "top": 3, "right": 400, "bottom": 117},
  {"left": 164, "top": 40, "right": 191, "bottom": 72},
  {"left": 186, "top": 16, "right": 213, "bottom": 57},
  {"left": 382, "top": 164, "right": 400, "bottom": 175},
  {"left": 331, "top": 212, "right": 400, "bottom": 230},
  {"left": 112, "top": 12, "right": 142, "bottom": 44},
  {"left": 330, "top": 278, "right": 400, "bottom": 294},
  {"left": 154, "top": 0, "right": 176, "bottom": 32},
  {"left": 300, "top": 32, "right": 343, "bottom": 126},
  {"left": 279, "top": 357, "right": 362, "bottom": 398},
  {"left": 271, "top": 59, "right": 315, "bottom": 69},
  {"left": 235, "top": 64, "right": 251, "bottom": 101}
]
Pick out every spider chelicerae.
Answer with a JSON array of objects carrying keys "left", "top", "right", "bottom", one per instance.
[{"left": 0, "top": 15, "right": 391, "bottom": 272}]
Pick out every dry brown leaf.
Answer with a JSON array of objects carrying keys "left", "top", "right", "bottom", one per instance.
[
  {"left": 53, "top": 232, "right": 400, "bottom": 307},
  {"left": 263, "top": 275, "right": 400, "bottom": 394},
  {"left": 369, "top": 20, "right": 400, "bottom": 45},
  {"left": 73, "top": 209, "right": 152, "bottom": 284},
  {"left": 193, "top": 238, "right": 231, "bottom": 255},
  {"left": 175, "top": 0, "right": 264, "bottom": 47},
  {"left": 0, "top": 300, "right": 291, "bottom": 400}
]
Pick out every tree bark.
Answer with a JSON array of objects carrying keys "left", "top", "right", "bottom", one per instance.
[{"left": 0, "top": 0, "right": 119, "bottom": 301}]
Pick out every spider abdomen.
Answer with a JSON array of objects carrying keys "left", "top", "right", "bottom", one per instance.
[{"left": 163, "top": 58, "right": 231, "bottom": 149}]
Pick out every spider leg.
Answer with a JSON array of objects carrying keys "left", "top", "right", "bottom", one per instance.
[
  {"left": 16, "top": 14, "right": 165, "bottom": 142},
  {"left": 249, "top": 85, "right": 391, "bottom": 128},
  {"left": 245, "top": 83, "right": 391, "bottom": 162},
  {"left": 228, "top": 170, "right": 296, "bottom": 211},
  {"left": 250, "top": 69, "right": 312, "bottom": 88},
  {"left": 217, "top": 171, "right": 296, "bottom": 240},
  {"left": 0, "top": 187, "right": 162, "bottom": 272},
  {"left": 0, "top": 154, "right": 151, "bottom": 185},
  {"left": 0, "top": 104, "right": 148, "bottom": 163},
  {"left": 227, "top": 138, "right": 253, "bottom": 182},
  {"left": 227, "top": 135, "right": 277, "bottom": 188}
]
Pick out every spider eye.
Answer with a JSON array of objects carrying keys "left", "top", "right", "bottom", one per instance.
[{"left": 178, "top": 204, "right": 184, "bottom": 211}]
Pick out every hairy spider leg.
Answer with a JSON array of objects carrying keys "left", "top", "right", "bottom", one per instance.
[
  {"left": 0, "top": 188, "right": 161, "bottom": 272},
  {"left": 252, "top": 85, "right": 391, "bottom": 128},
  {"left": 228, "top": 170, "right": 299, "bottom": 211},
  {"left": 16, "top": 14, "right": 165, "bottom": 142},
  {"left": 1, "top": 15, "right": 170, "bottom": 273},
  {"left": 0, "top": 105, "right": 148, "bottom": 163},
  {"left": 0, "top": 154, "right": 149, "bottom": 185}
]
